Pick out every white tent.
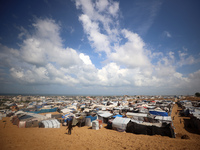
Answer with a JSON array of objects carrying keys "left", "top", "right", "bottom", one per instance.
[
  {"left": 112, "top": 117, "right": 130, "bottom": 131},
  {"left": 98, "top": 112, "right": 113, "bottom": 118},
  {"left": 61, "top": 108, "right": 74, "bottom": 113},
  {"left": 126, "top": 112, "right": 148, "bottom": 117},
  {"left": 155, "top": 116, "right": 172, "bottom": 122},
  {"left": 97, "top": 111, "right": 113, "bottom": 123},
  {"left": 40, "top": 119, "right": 60, "bottom": 128},
  {"left": 92, "top": 120, "right": 99, "bottom": 130}
]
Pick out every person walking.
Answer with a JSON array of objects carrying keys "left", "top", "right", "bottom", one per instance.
[{"left": 67, "top": 120, "right": 73, "bottom": 135}]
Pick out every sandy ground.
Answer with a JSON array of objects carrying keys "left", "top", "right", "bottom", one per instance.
[{"left": 0, "top": 104, "right": 200, "bottom": 150}]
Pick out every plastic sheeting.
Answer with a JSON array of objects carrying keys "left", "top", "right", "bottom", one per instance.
[
  {"left": 126, "top": 121, "right": 175, "bottom": 138},
  {"left": 155, "top": 116, "right": 172, "bottom": 122},
  {"left": 24, "top": 107, "right": 57, "bottom": 114},
  {"left": 112, "top": 117, "right": 130, "bottom": 131},
  {"left": 113, "top": 114, "right": 123, "bottom": 118},
  {"left": 98, "top": 112, "right": 113, "bottom": 118},
  {"left": 61, "top": 108, "right": 74, "bottom": 113},
  {"left": 18, "top": 121, "right": 26, "bottom": 128},
  {"left": 85, "top": 116, "right": 97, "bottom": 122},
  {"left": 92, "top": 120, "right": 99, "bottom": 130},
  {"left": 149, "top": 111, "right": 168, "bottom": 116},
  {"left": 40, "top": 119, "right": 60, "bottom": 128},
  {"left": 85, "top": 118, "right": 92, "bottom": 126},
  {"left": 126, "top": 112, "right": 148, "bottom": 117}
]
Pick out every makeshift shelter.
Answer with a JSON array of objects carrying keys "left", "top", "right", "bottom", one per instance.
[
  {"left": 126, "top": 121, "right": 175, "bottom": 138},
  {"left": 126, "top": 112, "right": 148, "bottom": 121},
  {"left": 52, "top": 113, "right": 62, "bottom": 119},
  {"left": 25, "top": 120, "right": 39, "bottom": 128},
  {"left": 72, "top": 117, "right": 79, "bottom": 126},
  {"left": 61, "top": 108, "right": 75, "bottom": 114},
  {"left": 97, "top": 111, "right": 113, "bottom": 123},
  {"left": 92, "top": 120, "right": 99, "bottom": 130},
  {"left": 85, "top": 115, "right": 97, "bottom": 126},
  {"left": 76, "top": 116, "right": 86, "bottom": 127},
  {"left": 155, "top": 116, "right": 172, "bottom": 123},
  {"left": 12, "top": 111, "right": 48, "bottom": 128},
  {"left": 113, "top": 114, "right": 123, "bottom": 118},
  {"left": 25, "top": 107, "right": 58, "bottom": 114},
  {"left": 39, "top": 119, "right": 60, "bottom": 128},
  {"left": 112, "top": 117, "right": 130, "bottom": 132},
  {"left": 149, "top": 110, "right": 168, "bottom": 116}
]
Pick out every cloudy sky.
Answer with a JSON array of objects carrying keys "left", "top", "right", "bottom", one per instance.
[{"left": 0, "top": 0, "right": 200, "bottom": 95}]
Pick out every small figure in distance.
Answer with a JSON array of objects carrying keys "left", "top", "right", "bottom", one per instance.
[{"left": 67, "top": 120, "right": 73, "bottom": 135}]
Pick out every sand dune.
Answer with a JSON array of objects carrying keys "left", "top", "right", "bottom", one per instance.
[{"left": 0, "top": 104, "right": 200, "bottom": 150}]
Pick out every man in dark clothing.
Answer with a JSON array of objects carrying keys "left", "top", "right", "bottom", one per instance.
[{"left": 67, "top": 120, "right": 73, "bottom": 135}]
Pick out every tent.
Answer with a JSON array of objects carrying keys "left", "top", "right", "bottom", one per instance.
[
  {"left": 112, "top": 117, "right": 130, "bottom": 132},
  {"left": 39, "top": 119, "right": 60, "bottom": 128},
  {"left": 113, "top": 114, "right": 123, "bottom": 118},
  {"left": 149, "top": 110, "right": 168, "bottom": 116},
  {"left": 126, "top": 112, "right": 148, "bottom": 121},
  {"left": 60, "top": 108, "right": 74, "bottom": 114},
  {"left": 12, "top": 111, "right": 48, "bottom": 127},
  {"left": 97, "top": 111, "right": 113, "bottom": 123},
  {"left": 126, "top": 121, "right": 175, "bottom": 138},
  {"left": 85, "top": 115, "right": 97, "bottom": 126},
  {"left": 155, "top": 116, "right": 172, "bottom": 122},
  {"left": 92, "top": 120, "right": 99, "bottom": 130}
]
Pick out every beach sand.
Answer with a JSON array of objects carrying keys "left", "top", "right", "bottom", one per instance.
[{"left": 0, "top": 104, "right": 200, "bottom": 150}]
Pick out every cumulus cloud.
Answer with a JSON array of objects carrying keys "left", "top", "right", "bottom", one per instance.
[
  {"left": 79, "top": 53, "right": 92, "bottom": 65},
  {"left": 0, "top": 18, "right": 86, "bottom": 86},
  {"left": 0, "top": 0, "right": 199, "bottom": 95},
  {"left": 79, "top": 14, "right": 111, "bottom": 54},
  {"left": 110, "top": 29, "right": 150, "bottom": 68},
  {"left": 177, "top": 50, "right": 199, "bottom": 66},
  {"left": 73, "top": 0, "right": 200, "bottom": 93}
]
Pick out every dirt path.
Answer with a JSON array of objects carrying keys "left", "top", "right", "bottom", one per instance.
[
  {"left": 0, "top": 104, "right": 200, "bottom": 150},
  {"left": 171, "top": 104, "right": 200, "bottom": 140}
]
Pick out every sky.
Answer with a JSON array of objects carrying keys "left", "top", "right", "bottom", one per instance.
[{"left": 0, "top": 0, "right": 200, "bottom": 96}]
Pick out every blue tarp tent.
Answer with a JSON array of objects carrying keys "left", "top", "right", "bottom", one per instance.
[
  {"left": 25, "top": 107, "right": 58, "bottom": 114},
  {"left": 113, "top": 114, "right": 123, "bottom": 118},
  {"left": 62, "top": 114, "right": 70, "bottom": 118},
  {"left": 149, "top": 111, "right": 168, "bottom": 116},
  {"left": 85, "top": 116, "right": 97, "bottom": 122}
]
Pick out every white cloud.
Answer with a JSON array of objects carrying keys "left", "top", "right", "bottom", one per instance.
[
  {"left": 110, "top": 29, "right": 151, "bottom": 68},
  {"left": 75, "top": 0, "right": 95, "bottom": 19},
  {"left": 79, "top": 14, "right": 111, "bottom": 54},
  {"left": 177, "top": 50, "right": 198, "bottom": 66},
  {"left": 76, "top": 0, "right": 120, "bottom": 55},
  {"left": 163, "top": 31, "right": 172, "bottom": 38},
  {"left": 108, "top": 1, "right": 119, "bottom": 17},
  {"left": 0, "top": 44, "right": 20, "bottom": 68},
  {"left": 79, "top": 53, "right": 92, "bottom": 65},
  {"left": 0, "top": 0, "right": 200, "bottom": 95},
  {"left": 187, "top": 70, "right": 200, "bottom": 90},
  {"left": 96, "top": 0, "right": 109, "bottom": 12},
  {"left": 97, "top": 63, "right": 130, "bottom": 86},
  {"left": 3, "top": 18, "right": 83, "bottom": 86}
]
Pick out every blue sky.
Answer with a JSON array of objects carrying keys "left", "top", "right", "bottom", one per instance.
[{"left": 0, "top": 0, "right": 200, "bottom": 95}]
